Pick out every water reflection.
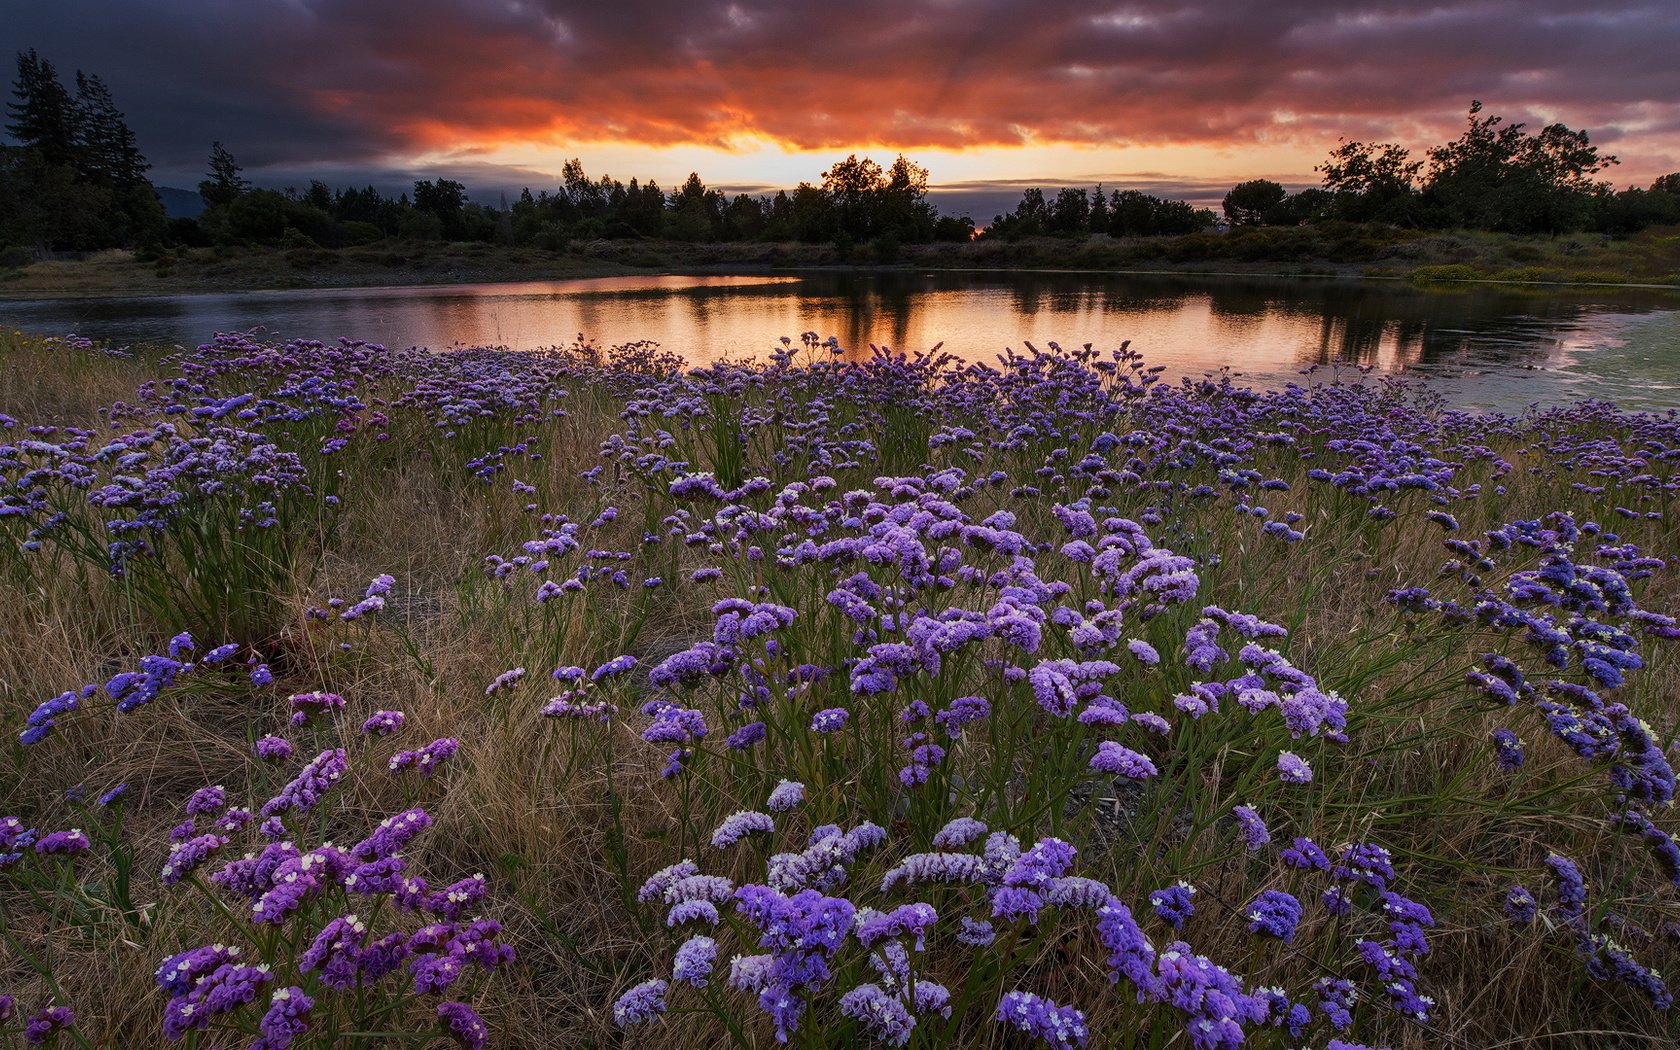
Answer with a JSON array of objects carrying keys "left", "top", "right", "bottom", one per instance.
[{"left": 1, "top": 271, "right": 1675, "bottom": 410}]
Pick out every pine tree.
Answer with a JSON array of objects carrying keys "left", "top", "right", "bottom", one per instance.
[
  {"left": 74, "top": 72, "right": 148, "bottom": 185},
  {"left": 1088, "top": 184, "right": 1109, "bottom": 233},
  {"left": 7, "top": 49, "right": 79, "bottom": 167},
  {"left": 200, "top": 141, "right": 250, "bottom": 208}
]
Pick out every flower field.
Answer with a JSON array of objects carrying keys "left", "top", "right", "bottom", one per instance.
[{"left": 0, "top": 327, "right": 1677, "bottom": 1048}]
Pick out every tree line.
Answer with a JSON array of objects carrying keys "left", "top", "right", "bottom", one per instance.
[
  {"left": 1209, "top": 101, "right": 1680, "bottom": 236},
  {"left": 4, "top": 48, "right": 1680, "bottom": 260},
  {"left": 981, "top": 186, "right": 1216, "bottom": 240},
  {"left": 985, "top": 102, "right": 1680, "bottom": 241}
]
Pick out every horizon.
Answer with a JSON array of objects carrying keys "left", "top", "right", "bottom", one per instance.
[{"left": 7, "top": 1, "right": 1680, "bottom": 219}]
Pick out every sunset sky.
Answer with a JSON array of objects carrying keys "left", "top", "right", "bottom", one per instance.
[{"left": 8, "top": 1, "right": 1680, "bottom": 215}]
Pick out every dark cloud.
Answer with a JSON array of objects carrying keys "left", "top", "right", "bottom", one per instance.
[
  {"left": 5, "top": 0, "right": 1678, "bottom": 188},
  {"left": 928, "top": 175, "right": 1313, "bottom": 218}
]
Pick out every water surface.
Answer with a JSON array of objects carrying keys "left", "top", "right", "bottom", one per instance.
[{"left": 3, "top": 271, "right": 1677, "bottom": 412}]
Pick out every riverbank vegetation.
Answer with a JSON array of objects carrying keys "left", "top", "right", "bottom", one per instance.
[
  {"left": 4, "top": 221, "right": 1679, "bottom": 301},
  {"left": 1, "top": 327, "right": 1678, "bottom": 1048}
]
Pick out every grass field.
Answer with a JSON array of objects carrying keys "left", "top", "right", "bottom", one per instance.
[
  {"left": 0, "top": 327, "right": 1677, "bottom": 1049},
  {"left": 3, "top": 223, "right": 1678, "bottom": 301}
]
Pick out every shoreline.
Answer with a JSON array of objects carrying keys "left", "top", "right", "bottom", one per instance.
[
  {"left": 6, "top": 262, "right": 1679, "bottom": 305},
  {"left": 3, "top": 232, "right": 1679, "bottom": 302}
]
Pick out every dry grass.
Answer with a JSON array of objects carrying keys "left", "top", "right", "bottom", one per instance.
[{"left": 0, "top": 330, "right": 156, "bottom": 424}]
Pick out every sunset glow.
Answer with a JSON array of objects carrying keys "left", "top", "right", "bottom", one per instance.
[{"left": 7, "top": 0, "right": 1679, "bottom": 205}]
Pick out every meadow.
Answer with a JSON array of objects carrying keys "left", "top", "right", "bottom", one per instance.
[{"left": 0, "top": 325, "right": 1676, "bottom": 1049}]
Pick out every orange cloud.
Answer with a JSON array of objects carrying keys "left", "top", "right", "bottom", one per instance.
[{"left": 11, "top": 0, "right": 1680, "bottom": 185}]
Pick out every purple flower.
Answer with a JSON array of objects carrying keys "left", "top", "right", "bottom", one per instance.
[
  {"left": 21, "top": 689, "right": 86, "bottom": 746},
  {"left": 592, "top": 654, "right": 638, "bottom": 680},
  {"left": 857, "top": 902, "right": 939, "bottom": 950},
  {"left": 161, "top": 833, "right": 228, "bottom": 886},
  {"left": 673, "top": 935, "right": 718, "bottom": 986},
  {"left": 767, "top": 780, "right": 805, "bottom": 812},
  {"left": 841, "top": 984, "right": 917, "bottom": 1046},
  {"left": 24, "top": 1005, "right": 75, "bottom": 1046},
  {"left": 162, "top": 962, "right": 273, "bottom": 1039},
  {"left": 1281, "top": 837, "right": 1329, "bottom": 872},
  {"left": 1333, "top": 842, "right": 1396, "bottom": 890},
  {"left": 1503, "top": 884, "right": 1538, "bottom": 923},
  {"left": 712, "top": 810, "right": 775, "bottom": 849},
  {"left": 1156, "top": 941, "right": 1267, "bottom": 1047},
  {"left": 352, "top": 808, "right": 433, "bottom": 861},
  {"left": 347, "top": 857, "right": 407, "bottom": 894},
  {"left": 257, "top": 987, "right": 314, "bottom": 1048},
  {"left": 1184, "top": 619, "right": 1228, "bottom": 672},
  {"left": 1583, "top": 932, "right": 1672, "bottom": 1010},
  {"left": 811, "top": 708, "right": 850, "bottom": 733},
  {"left": 996, "top": 990, "right": 1088, "bottom": 1049},
  {"left": 667, "top": 899, "right": 721, "bottom": 927},
  {"left": 1150, "top": 883, "right": 1197, "bottom": 930},
  {"left": 157, "top": 944, "right": 244, "bottom": 996},
  {"left": 1232, "top": 805, "right": 1270, "bottom": 851},
  {"left": 1028, "top": 659, "right": 1120, "bottom": 717},
  {"left": 935, "top": 695, "right": 991, "bottom": 737},
  {"left": 34, "top": 829, "right": 90, "bottom": 855},
  {"left": 200, "top": 642, "right": 239, "bottom": 665},
  {"left": 437, "top": 1001, "right": 490, "bottom": 1050},
  {"left": 1276, "top": 751, "right": 1313, "bottom": 784},
  {"left": 612, "top": 978, "right": 669, "bottom": 1027},
  {"left": 1090, "top": 741, "right": 1158, "bottom": 779},
  {"left": 727, "top": 721, "right": 768, "bottom": 750},
  {"left": 932, "top": 817, "right": 988, "bottom": 849},
  {"left": 287, "top": 691, "right": 345, "bottom": 727},
  {"left": 956, "top": 917, "right": 996, "bottom": 946},
  {"left": 185, "top": 785, "right": 227, "bottom": 816},
  {"left": 1546, "top": 853, "right": 1588, "bottom": 922},
  {"left": 1130, "top": 712, "right": 1172, "bottom": 735},
  {"left": 1315, "top": 976, "right": 1358, "bottom": 1030},
  {"left": 361, "top": 710, "right": 406, "bottom": 736},
  {"left": 666, "top": 874, "right": 736, "bottom": 906},
  {"left": 427, "top": 874, "right": 489, "bottom": 920},
  {"left": 1246, "top": 890, "right": 1303, "bottom": 943},
  {"left": 261, "top": 748, "right": 348, "bottom": 817},
  {"left": 254, "top": 735, "right": 293, "bottom": 761},
  {"left": 642, "top": 704, "right": 709, "bottom": 744},
  {"left": 388, "top": 737, "right": 461, "bottom": 777},
  {"left": 638, "top": 859, "right": 700, "bottom": 902},
  {"left": 1491, "top": 728, "right": 1525, "bottom": 771},
  {"left": 731, "top": 884, "right": 856, "bottom": 1040},
  {"left": 1095, "top": 897, "right": 1157, "bottom": 997},
  {"left": 880, "top": 852, "right": 983, "bottom": 892}
]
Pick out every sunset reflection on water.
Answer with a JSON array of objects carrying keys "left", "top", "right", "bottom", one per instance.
[{"left": 4, "top": 271, "right": 1676, "bottom": 410}]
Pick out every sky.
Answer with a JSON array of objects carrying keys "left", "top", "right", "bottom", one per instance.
[{"left": 7, "top": 1, "right": 1680, "bottom": 217}]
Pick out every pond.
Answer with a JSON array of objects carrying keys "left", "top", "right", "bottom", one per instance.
[{"left": 3, "top": 270, "right": 1678, "bottom": 411}]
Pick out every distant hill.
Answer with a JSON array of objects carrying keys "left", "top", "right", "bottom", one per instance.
[{"left": 156, "top": 186, "right": 204, "bottom": 219}]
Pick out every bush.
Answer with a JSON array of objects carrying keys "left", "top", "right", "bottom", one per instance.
[
  {"left": 280, "top": 226, "right": 320, "bottom": 250},
  {"left": 1410, "top": 263, "right": 1485, "bottom": 284},
  {"left": 341, "top": 220, "right": 384, "bottom": 246}
]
